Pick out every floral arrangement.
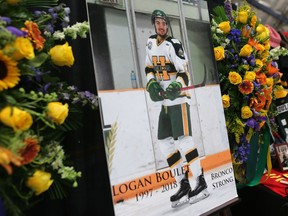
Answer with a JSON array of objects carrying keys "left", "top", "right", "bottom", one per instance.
[
  {"left": 211, "top": 0, "right": 288, "bottom": 183},
  {"left": 0, "top": 0, "right": 98, "bottom": 215}
]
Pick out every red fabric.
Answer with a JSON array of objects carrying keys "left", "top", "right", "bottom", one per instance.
[
  {"left": 265, "top": 25, "right": 281, "bottom": 48},
  {"left": 261, "top": 169, "right": 288, "bottom": 197},
  {"left": 283, "top": 32, "right": 288, "bottom": 38}
]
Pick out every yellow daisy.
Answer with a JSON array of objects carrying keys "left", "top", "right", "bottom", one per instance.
[{"left": 0, "top": 51, "right": 20, "bottom": 91}]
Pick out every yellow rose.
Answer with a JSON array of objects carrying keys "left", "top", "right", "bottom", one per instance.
[
  {"left": 264, "top": 41, "right": 271, "bottom": 50},
  {"left": 6, "top": 0, "right": 21, "bottom": 4},
  {"left": 239, "top": 44, "right": 253, "bottom": 57},
  {"left": 255, "top": 59, "right": 263, "bottom": 68},
  {"left": 244, "top": 71, "right": 256, "bottom": 81},
  {"left": 26, "top": 170, "right": 53, "bottom": 195},
  {"left": 238, "top": 11, "right": 248, "bottom": 24},
  {"left": 0, "top": 106, "right": 33, "bottom": 131},
  {"left": 256, "top": 25, "right": 269, "bottom": 41},
  {"left": 228, "top": 71, "right": 242, "bottom": 85},
  {"left": 241, "top": 106, "right": 253, "bottom": 119},
  {"left": 256, "top": 24, "right": 266, "bottom": 34},
  {"left": 260, "top": 50, "right": 269, "bottom": 59},
  {"left": 274, "top": 86, "right": 288, "bottom": 99},
  {"left": 49, "top": 42, "right": 74, "bottom": 67},
  {"left": 214, "top": 46, "right": 225, "bottom": 61},
  {"left": 13, "top": 37, "right": 35, "bottom": 60},
  {"left": 257, "top": 31, "right": 269, "bottom": 41},
  {"left": 47, "top": 102, "right": 69, "bottom": 125},
  {"left": 218, "top": 21, "right": 231, "bottom": 34},
  {"left": 222, "top": 94, "right": 230, "bottom": 108}
]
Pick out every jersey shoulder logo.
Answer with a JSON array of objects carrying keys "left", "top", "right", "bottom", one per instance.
[
  {"left": 178, "top": 48, "right": 184, "bottom": 58},
  {"left": 148, "top": 41, "right": 153, "bottom": 50}
]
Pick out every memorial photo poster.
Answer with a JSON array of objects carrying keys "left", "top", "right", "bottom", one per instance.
[
  {"left": 86, "top": 0, "right": 239, "bottom": 215},
  {"left": 274, "top": 143, "right": 288, "bottom": 171}
]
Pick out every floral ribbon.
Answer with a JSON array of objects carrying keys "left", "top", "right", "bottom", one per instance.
[{"left": 238, "top": 123, "right": 272, "bottom": 187}]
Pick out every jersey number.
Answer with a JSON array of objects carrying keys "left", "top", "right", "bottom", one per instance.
[{"left": 152, "top": 56, "right": 170, "bottom": 81}]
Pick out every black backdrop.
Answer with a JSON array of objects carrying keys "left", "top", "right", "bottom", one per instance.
[{"left": 25, "top": 0, "right": 114, "bottom": 215}]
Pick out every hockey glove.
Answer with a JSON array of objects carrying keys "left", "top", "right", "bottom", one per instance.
[
  {"left": 166, "top": 81, "right": 182, "bottom": 101},
  {"left": 146, "top": 79, "right": 164, "bottom": 102}
]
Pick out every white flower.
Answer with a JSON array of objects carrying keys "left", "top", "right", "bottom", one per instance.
[
  {"left": 216, "top": 28, "right": 224, "bottom": 34},
  {"left": 269, "top": 47, "right": 288, "bottom": 60},
  {"left": 52, "top": 21, "right": 90, "bottom": 40},
  {"left": 52, "top": 31, "right": 66, "bottom": 40}
]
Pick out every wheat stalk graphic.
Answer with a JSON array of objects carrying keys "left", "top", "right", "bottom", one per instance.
[{"left": 105, "top": 121, "right": 118, "bottom": 175}]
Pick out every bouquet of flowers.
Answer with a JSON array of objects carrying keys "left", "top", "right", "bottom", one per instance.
[
  {"left": 0, "top": 0, "right": 97, "bottom": 215},
  {"left": 210, "top": 0, "right": 288, "bottom": 184}
]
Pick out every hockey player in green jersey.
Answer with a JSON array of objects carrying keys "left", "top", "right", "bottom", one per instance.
[{"left": 145, "top": 9, "right": 209, "bottom": 208}]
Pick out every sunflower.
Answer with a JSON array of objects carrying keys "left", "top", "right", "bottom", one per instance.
[{"left": 0, "top": 51, "right": 20, "bottom": 91}]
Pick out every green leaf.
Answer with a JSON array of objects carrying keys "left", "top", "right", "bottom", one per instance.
[
  {"left": 3, "top": 94, "right": 17, "bottom": 104},
  {"left": 22, "top": 0, "right": 59, "bottom": 7},
  {"left": 48, "top": 179, "right": 68, "bottom": 200},
  {"left": 212, "top": 6, "right": 229, "bottom": 23},
  {"left": 27, "top": 52, "right": 49, "bottom": 67}
]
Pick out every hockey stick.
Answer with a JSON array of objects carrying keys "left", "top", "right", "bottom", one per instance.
[
  {"left": 180, "top": 64, "right": 207, "bottom": 91},
  {"left": 160, "top": 64, "right": 207, "bottom": 97}
]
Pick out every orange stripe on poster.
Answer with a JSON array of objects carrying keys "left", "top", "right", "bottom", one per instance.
[
  {"left": 112, "top": 149, "right": 232, "bottom": 203},
  {"left": 181, "top": 103, "right": 189, "bottom": 136}
]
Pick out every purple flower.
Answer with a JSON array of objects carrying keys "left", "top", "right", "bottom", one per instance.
[
  {"left": 249, "top": 59, "right": 256, "bottom": 67},
  {"left": 240, "top": 134, "right": 248, "bottom": 144},
  {"left": 51, "top": 13, "right": 58, "bottom": 20},
  {"left": 6, "top": 26, "right": 27, "bottom": 36},
  {"left": 43, "top": 83, "right": 52, "bottom": 93},
  {"left": 234, "top": 139, "right": 250, "bottom": 163},
  {"left": 272, "top": 73, "right": 280, "bottom": 78},
  {"left": 242, "top": 59, "right": 248, "bottom": 64},
  {"left": 227, "top": 29, "right": 241, "bottom": 44},
  {"left": 44, "top": 23, "right": 54, "bottom": 33},
  {"left": 54, "top": 5, "right": 61, "bottom": 12},
  {"left": 257, "top": 116, "right": 267, "bottom": 122},
  {"left": 33, "top": 10, "right": 42, "bottom": 17},
  {"left": 48, "top": 8, "right": 54, "bottom": 14},
  {"left": 0, "top": 16, "right": 11, "bottom": 24},
  {"left": 271, "top": 61, "right": 278, "bottom": 68},
  {"left": 243, "top": 95, "right": 250, "bottom": 101},
  {"left": 246, "top": 118, "right": 257, "bottom": 128},
  {"left": 224, "top": 0, "right": 233, "bottom": 23},
  {"left": 247, "top": 54, "right": 254, "bottom": 61},
  {"left": 253, "top": 81, "right": 260, "bottom": 90}
]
